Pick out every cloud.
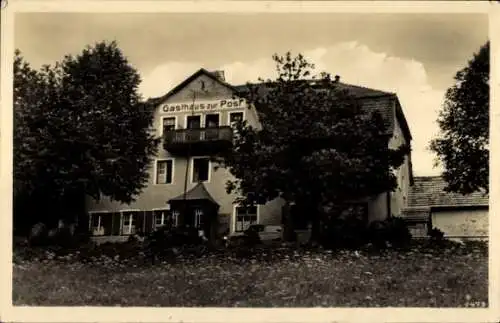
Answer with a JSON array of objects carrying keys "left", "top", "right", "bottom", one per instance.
[{"left": 139, "top": 41, "right": 446, "bottom": 176}]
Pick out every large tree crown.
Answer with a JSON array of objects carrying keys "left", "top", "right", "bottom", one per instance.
[
  {"left": 430, "top": 41, "right": 489, "bottom": 194},
  {"left": 218, "top": 52, "right": 410, "bottom": 207}
]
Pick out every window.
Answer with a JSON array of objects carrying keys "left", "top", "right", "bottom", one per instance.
[
  {"left": 194, "top": 208, "right": 203, "bottom": 228},
  {"left": 186, "top": 115, "right": 201, "bottom": 129},
  {"left": 229, "top": 112, "right": 244, "bottom": 138},
  {"left": 205, "top": 114, "right": 220, "bottom": 140},
  {"left": 90, "top": 213, "right": 105, "bottom": 236},
  {"left": 235, "top": 205, "right": 258, "bottom": 232},
  {"left": 205, "top": 114, "right": 220, "bottom": 128},
  {"left": 172, "top": 210, "right": 179, "bottom": 227},
  {"left": 162, "top": 117, "right": 176, "bottom": 134},
  {"left": 156, "top": 160, "right": 173, "bottom": 184},
  {"left": 229, "top": 111, "right": 244, "bottom": 126},
  {"left": 122, "top": 212, "right": 136, "bottom": 235},
  {"left": 154, "top": 210, "right": 171, "bottom": 229},
  {"left": 192, "top": 157, "right": 210, "bottom": 182}
]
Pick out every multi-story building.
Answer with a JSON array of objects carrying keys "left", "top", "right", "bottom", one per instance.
[{"left": 86, "top": 68, "right": 414, "bottom": 242}]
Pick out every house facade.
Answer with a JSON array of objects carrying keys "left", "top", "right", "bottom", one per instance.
[
  {"left": 402, "top": 176, "right": 489, "bottom": 240},
  {"left": 85, "top": 68, "right": 414, "bottom": 242}
]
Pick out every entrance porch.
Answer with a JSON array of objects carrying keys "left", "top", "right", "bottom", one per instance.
[{"left": 168, "top": 182, "right": 220, "bottom": 241}]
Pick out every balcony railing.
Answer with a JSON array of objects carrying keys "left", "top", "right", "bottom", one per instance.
[{"left": 163, "top": 126, "right": 233, "bottom": 154}]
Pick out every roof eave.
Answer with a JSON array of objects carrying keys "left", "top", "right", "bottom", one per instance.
[
  {"left": 430, "top": 204, "right": 489, "bottom": 210},
  {"left": 147, "top": 68, "right": 243, "bottom": 107}
]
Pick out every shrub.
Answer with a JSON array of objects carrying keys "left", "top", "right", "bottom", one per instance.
[
  {"left": 319, "top": 217, "right": 369, "bottom": 250},
  {"left": 243, "top": 226, "right": 263, "bottom": 245},
  {"left": 28, "top": 222, "right": 49, "bottom": 247},
  {"left": 225, "top": 228, "right": 262, "bottom": 249},
  {"left": 50, "top": 227, "right": 75, "bottom": 248},
  {"left": 462, "top": 240, "right": 488, "bottom": 255},
  {"left": 429, "top": 227, "right": 445, "bottom": 241},
  {"left": 72, "top": 227, "right": 91, "bottom": 245},
  {"left": 144, "top": 226, "right": 206, "bottom": 263},
  {"left": 28, "top": 221, "right": 90, "bottom": 249},
  {"left": 127, "top": 234, "right": 139, "bottom": 243},
  {"left": 368, "top": 217, "right": 412, "bottom": 249}
]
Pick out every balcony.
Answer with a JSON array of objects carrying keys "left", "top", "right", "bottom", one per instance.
[{"left": 163, "top": 126, "right": 233, "bottom": 155}]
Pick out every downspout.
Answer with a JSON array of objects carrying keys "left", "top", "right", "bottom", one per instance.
[
  {"left": 387, "top": 191, "right": 392, "bottom": 219},
  {"left": 181, "top": 90, "right": 197, "bottom": 227}
]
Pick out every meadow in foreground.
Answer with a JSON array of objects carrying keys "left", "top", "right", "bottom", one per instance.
[{"left": 13, "top": 243, "right": 487, "bottom": 307}]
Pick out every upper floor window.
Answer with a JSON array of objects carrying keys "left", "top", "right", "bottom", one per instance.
[
  {"left": 229, "top": 111, "right": 244, "bottom": 126},
  {"left": 187, "top": 115, "right": 201, "bottom": 129},
  {"left": 192, "top": 157, "right": 210, "bottom": 183},
  {"left": 205, "top": 113, "right": 220, "bottom": 128},
  {"left": 162, "top": 117, "right": 176, "bottom": 134},
  {"left": 156, "top": 160, "right": 173, "bottom": 184}
]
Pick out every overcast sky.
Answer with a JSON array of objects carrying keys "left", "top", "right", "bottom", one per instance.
[{"left": 14, "top": 12, "right": 489, "bottom": 176}]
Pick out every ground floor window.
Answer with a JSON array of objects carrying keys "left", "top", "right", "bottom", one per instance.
[
  {"left": 87, "top": 208, "right": 200, "bottom": 236},
  {"left": 90, "top": 213, "right": 105, "bottom": 236},
  {"left": 154, "top": 209, "right": 176, "bottom": 229},
  {"left": 121, "top": 212, "right": 137, "bottom": 235},
  {"left": 194, "top": 208, "right": 203, "bottom": 228},
  {"left": 173, "top": 211, "right": 179, "bottom": 227},
  {"left": 235, "top": 205, "right": 258, "bottom": 232}
]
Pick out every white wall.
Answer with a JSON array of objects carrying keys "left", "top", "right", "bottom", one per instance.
[{"left": 431, "top": 208, "right": 488, "bottom": 238}]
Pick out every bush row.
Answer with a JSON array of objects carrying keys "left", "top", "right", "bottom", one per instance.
[
  {"left": 19, "top": 216, "right": 486, "bottom": 264},
  {"left": 319, "top": 216, "right": 412, "bottom": 250}
]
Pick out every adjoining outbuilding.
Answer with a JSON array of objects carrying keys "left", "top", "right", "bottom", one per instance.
[{"left": 402, "top": 176, "right": 488, "bottom": 241}]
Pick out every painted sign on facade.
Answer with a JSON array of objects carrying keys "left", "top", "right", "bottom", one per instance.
[{"left": 161, "top": 98, "right": 247, "bottom": 114}]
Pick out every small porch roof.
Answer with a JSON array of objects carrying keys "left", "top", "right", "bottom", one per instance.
[
  {"left": 168, "top": 182, "right": 219, "bottom": 207},
  {"left": 401, "top": 206, "right": 431, "bottom": 222}
]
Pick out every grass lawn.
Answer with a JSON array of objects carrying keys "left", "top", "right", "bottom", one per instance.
[{"left": 12, "top": 245, "right": 488, "bottom": 307}]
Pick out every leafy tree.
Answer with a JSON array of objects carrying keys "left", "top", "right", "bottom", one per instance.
[
  {"left": 13, "top": 51, "right": 64, "bottom": 230},
  {"left": 13, "top": 41, "right": 159, "bottom": 231},
  {"left": 430, "top": 41, "right": 489, "bottom": 194},
  {"left": 218, "top": 52, "right": 409, "bottom": 242}
]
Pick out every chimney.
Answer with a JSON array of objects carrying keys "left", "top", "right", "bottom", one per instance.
[
  {"left": 212, "top": 70, "right": 225, "bottom": 82},
  {"left": 334, "top": 75, "right": 340, "bottom": 83}
]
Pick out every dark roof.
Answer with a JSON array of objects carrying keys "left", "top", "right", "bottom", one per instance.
[
  {"left": 400, "top": 207, "right": 430, "bottom": 221},
  {"left": 234, "top": 81, "right": 411, "bottom": 142},
  {"left": 407, "top": 176, "right": 489, "bottom": 208},
  {"left": 168, "top": 182, "right": 219, "bottom": 206},
  {"left": 233, "top": 81, "right": 394, "bottom": 99},
  {"left": 146, "top": 68, "right": 412, "bottom": 143}
]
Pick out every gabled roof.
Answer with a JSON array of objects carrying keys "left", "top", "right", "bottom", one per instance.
[
  {"left": 168, "top": 182, "right": 219, "bottom": 206},
  {"left": 146, "top": 68, "right": 241, "bottom": 107},
  {"left": 234, "top": 80, "right": 412, "bottom": 143},
  {"left": 233, "top": 81, "right": 394, "bottom": 99},
  {"left": 407, "top": 176, "right": 489, "bottom": 208},
  {"left": 145, "top": 69, "right": 412, "bottom": 143}
]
